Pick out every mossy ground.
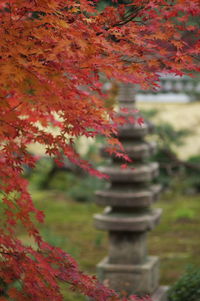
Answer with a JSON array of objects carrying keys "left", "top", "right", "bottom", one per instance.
[
  {"left": 19, "top": 188, "right": 200, "bottom": 300},
  {"left": 19, "top": 102, "right": 200, "bottom": 299}
]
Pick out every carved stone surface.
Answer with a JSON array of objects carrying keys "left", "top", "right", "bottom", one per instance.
[
  {"left": 122, "top": 141, "right": 157, "bottom": 159},
  {"left": 108, "top": 232, "right": 147, "bottom": 264},
  {"left": 101, "top": 141, "right": 157, "bottom": 160},
  {"left": 152, "top": 286, "right": 169, "bottom": 301},
  {"left": 94, "top": 208, "right": 162, "bottom": 232},
  {"left": 94, "top": 83, "right": 168, "bottom": 300},
  {"left": 99, "top": 163, "right": 159, "bottom": 183},
  {"left": 118, "top": 122, "right": 149, "bottom": 138},
  {"left": 95, "top": 184, "right": 161, "bottom": 207},
  {"left": 97, "top": 256, "right": 160, "bottom": 295}
]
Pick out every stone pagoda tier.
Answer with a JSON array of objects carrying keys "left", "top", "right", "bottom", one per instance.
[{"left": 94, "top": 83, "right": 168, "bottom": 300}]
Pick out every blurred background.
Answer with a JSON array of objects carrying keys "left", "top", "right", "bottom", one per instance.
[{"left": 22, "top": 73, "right": 200, "bottom": 300}]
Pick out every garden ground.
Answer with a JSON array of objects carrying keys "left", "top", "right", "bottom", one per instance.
[
  {"left": 22, "top": 101, "right": 200, "bottom": 300},
  {"left": 20, "top": 187, "right": 200, "bottom": 300}
]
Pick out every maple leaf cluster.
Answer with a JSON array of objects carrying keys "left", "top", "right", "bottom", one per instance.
[{"left": 0, "top": 0, "right": 199, "bottom": 300}]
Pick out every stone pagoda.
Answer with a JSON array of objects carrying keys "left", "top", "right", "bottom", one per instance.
[{"left": 94, "top": 83, "right": 168, "bottom": 300}]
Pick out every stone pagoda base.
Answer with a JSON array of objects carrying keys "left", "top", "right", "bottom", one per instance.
[
  {"left": 97, "top": 257, "right": 168, "bottom": 300},
  {"left": 152, "top": 286, "right": 169, "bottom": 301}
]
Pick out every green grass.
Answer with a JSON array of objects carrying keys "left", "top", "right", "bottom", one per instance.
[
  {"left": 20, "top": 189, "right": 108, "bottom": 300},
  {"left": 18, "top": 188, "right": 200, "bottom": 300},
  {"left": 150, "top": 190, "right": 200, "bottom": 285}
]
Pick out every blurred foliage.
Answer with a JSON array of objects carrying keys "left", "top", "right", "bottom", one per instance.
[
  {"left": 26, "top": 137, "right": 107, "bottom": 202},
  {"left": 184, "top": 155, "right": 200, "bottom": 193},
  {"left": 0, "top": 278, "right": 8, "bottom": 297},
  {"left": 97, "top": 0, "right": 134, "bottom": 11},
  {"left": 168, "top": 266, "right": 200, "bottom": 301},
  {"left": 26, "top": 107, "right": 200, "bottom": 199},
  {"left": 142, "top": 108, "right": 200, "bottom": 193}
]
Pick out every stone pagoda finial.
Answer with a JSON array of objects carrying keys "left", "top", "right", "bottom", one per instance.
[
  {"left": 117, "top": 82, "right": 136, "bottom": 107},
  {"left": 94, "top": 82, "right": 168, "bottom": 300}
]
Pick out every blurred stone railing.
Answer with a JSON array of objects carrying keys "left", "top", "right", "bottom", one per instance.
[{"left": 135, "top": 74, "right": 200, "bottom": 103}]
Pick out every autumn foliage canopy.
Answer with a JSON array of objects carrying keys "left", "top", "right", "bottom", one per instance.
[{"left": 0, "top": 0, "right": 199, "bottom": 300}]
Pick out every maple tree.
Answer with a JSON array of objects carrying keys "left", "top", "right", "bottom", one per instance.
[{"left": 0, "top": 0, "right": 199, "bottom": 300}]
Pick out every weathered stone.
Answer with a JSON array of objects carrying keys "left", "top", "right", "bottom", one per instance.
[
  {"left": 118, "top": 122, "right": 149, "bottom": 138},
  {"left": 152, "top": 286, "right": 169, "bottom": 301},
  {"left": 97, "top": 256, "right": 160, "bottom": 296},
  {"left": 108, "top": 232, "right": 147, "bottom": 264},
  {"left": 94, "top": 82, "right": 168, "bottom": 300},
  {"left": 94, "top": 208, "right": 162, "bottom": 232},
  {"left": 101, "top": 141, "right": 157, "bottom": 160},
  {"left": 95, "top": 184, "right": 161, "bottom": 207},
  {"left": 99, "top": 163, "right": 159, "bottom": 183},
  {"left": 123, "top": 141, "right": 157, "bottom": 159},
  {"left": 116, "top": 83, "right": 136, "bottom": 104}
]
